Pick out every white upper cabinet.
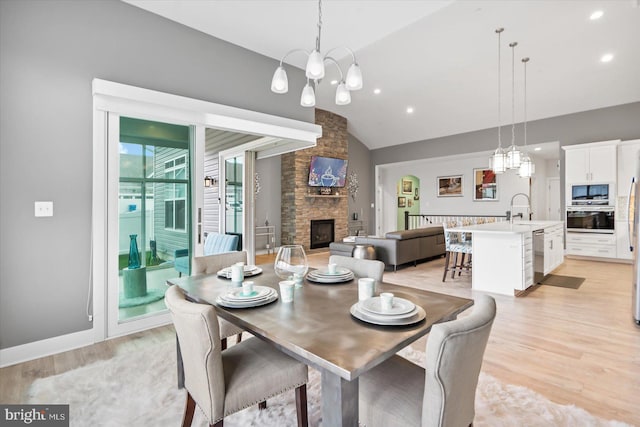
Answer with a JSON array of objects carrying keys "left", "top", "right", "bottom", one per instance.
[{"left": 564, "top": 140, "right": 618, "bottom": 184}]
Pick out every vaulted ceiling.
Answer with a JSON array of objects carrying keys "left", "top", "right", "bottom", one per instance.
[{"left": 124, "top": 0, "right": 640, "bottom": 150}]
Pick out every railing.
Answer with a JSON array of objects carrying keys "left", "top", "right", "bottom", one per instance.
[{"left": 404, "top": 212, "right": 508, "bottom": 230}]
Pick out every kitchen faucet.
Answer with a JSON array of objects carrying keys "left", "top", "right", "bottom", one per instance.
[{"left": 509, "top": 192, "right": 531, "bottom": 224}]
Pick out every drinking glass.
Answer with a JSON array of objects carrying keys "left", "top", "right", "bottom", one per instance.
[{"left": 274, "top": 245, "right": 309, "bottom": 282}]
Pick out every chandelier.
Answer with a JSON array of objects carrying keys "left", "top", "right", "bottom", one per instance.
[{"left": 270, "top": 0, "right": 363, "bottom": 107}]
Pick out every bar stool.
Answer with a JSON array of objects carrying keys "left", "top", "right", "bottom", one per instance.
[{"left": 442, "top": 223, "right": 472, "bottom": 281}]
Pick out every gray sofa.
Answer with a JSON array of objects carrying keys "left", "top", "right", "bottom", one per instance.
[{"left": 354, "top": 226, "right": 445, "bottom": 271}]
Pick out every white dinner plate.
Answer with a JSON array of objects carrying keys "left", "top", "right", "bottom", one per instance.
[
  {"left": 216, "top": 293, "right": 278, "bottom": 308},
  {"left": 306, "top": 271, "right": 354, "bottom": 284},
  {"left": 311, "top": 266, "right": 352, "bottom": 277},
  {"left": 217, "top": 266, "right": 263, "bottom": 279},
  {"left": 350, "top": 304, "right": 426, "bottom": 326},
  {"left": 359, "top": 296, "right": 416, "bottom": 316},
  {"left": 221, "top": 286, "right": 274, "bottom": 302},
  {"left": 355, "top": 302, "right": 419, "bottom": 321}
]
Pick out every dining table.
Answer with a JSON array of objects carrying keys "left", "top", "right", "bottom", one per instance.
[{"left": 167, "top": 263, "right": 473, "bottom": 427}]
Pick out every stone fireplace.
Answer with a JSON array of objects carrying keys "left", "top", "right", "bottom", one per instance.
[
  {"left": 310, "top": 219, "right": 335, "bottom": 249},
  {"left": 281, "top": 109, "right": 348, "bottom": 251}
]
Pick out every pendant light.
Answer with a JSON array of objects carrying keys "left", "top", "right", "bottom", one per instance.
[
  {"left": 519, "top": 57, "right": 535, "bottom": 177},
  {"left": 506, "top": 41, "right": 522, "bottom": 169},
  {"left": 490, "top": 28, "right": 506, "bottom": 174},
  {"left": 270, "top": 0, "right": 363, "bottom": 107}
]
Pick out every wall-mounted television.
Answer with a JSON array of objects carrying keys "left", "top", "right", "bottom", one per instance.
[{"left": 308, "top": 156, "right": 348, "bottom": 187}]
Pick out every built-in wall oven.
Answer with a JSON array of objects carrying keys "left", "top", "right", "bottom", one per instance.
[{"left": 566, "top": 206, "right": 615, "bottom": 233}]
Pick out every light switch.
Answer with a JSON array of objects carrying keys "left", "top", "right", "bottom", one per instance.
[{"left": 35, "top": 201, "right": 53, "bottom": 217}]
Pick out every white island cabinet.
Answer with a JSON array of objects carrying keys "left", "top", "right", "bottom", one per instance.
[{"left": 451, "top": 221, "right": 564, "bottom": 296}]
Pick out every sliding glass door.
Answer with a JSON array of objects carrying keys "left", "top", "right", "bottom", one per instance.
[{"left": 107, "top": 114, "right": 193, "bottom": 336}]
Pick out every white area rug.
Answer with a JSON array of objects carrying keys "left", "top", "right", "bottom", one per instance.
[{"left": 27, "top": 340, "right": 630, "bottom": 427}]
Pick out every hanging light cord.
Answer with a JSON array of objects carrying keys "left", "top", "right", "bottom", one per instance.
[
  {"left": 316, "top": 0, "right": 323, "bottom": 52},
  {"left": 510, "top": 42, "right": 518, "bottom": 147},
  {"left": 496, "top": 28, "right": 503, "bottom": 148},
  {"left": 523, "top": 57, "right": 529, "bottom": 148}
]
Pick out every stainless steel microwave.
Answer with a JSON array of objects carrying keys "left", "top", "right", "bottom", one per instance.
[
  {"left": 566, "top": 206, "right": 615, "bottom": 233},
  {"left": 571, "top": 183, "right": 610, "bottom": 205}
]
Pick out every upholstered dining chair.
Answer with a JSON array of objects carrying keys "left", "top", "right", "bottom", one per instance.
[
  {"left": 165, "top": 285, "right": 309, "bottom": 427},
  {"left": 192, "top": 251, "right": 247, "bottom": 350},
  {"left": 329, "top": 255, "right": 385, "bottom": 282},
  {"left": 442, "top": 223, "right": 472, "bottom": 282},
  {"left": 359, "top": 295, "right": 496, "bottom": 427}
]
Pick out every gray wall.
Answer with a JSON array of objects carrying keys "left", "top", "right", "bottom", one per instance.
[
  {"left": 0, "top": 0, "right": 312, "bottom": 349},
  {"left": 371, "top": 102, "right": 640, "bottom": 210},
  {"left": 371, "top": 103, "right": 640, "bottom": 165},
  {"left": 347, "top": 134, "right": 375, "bottom": 234},
  {"left": 255, "top": 156, "right": 282, "bottom": 247}
]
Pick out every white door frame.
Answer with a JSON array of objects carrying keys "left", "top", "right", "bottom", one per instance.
[{"left": 92, "top": 79, "right": 321, "bottom": 342}]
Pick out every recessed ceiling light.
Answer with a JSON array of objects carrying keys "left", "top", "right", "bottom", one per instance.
[
  {"left": 406, "top": 107, "right": 414, "bottom": 114},
  {"left": 373, "top": 88, "right": 381, "bottom": 95},
  {"left": 330, "top": 80, "right": 338, "bottom": 85},
  {"left": 590, "top": 10, "right": 604, "bottom": 20},
  {"left": 534, "top": 147, "right": 542, "bottom": 151},
  {"left": 601, "top": 53, "right": 614, "bottom": 63}
]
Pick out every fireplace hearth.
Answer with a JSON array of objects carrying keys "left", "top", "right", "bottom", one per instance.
[{"left": 310, "top": 219, "right": 335, "bottom": 249}]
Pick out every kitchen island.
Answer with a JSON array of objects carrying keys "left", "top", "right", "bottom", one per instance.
[{"left": 451, "top": 220, "right": 564, "bottom": 296}]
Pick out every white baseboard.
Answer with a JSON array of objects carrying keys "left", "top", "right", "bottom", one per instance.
[{"left": 0, "top": 328, "right": 95, "bottom": 368}]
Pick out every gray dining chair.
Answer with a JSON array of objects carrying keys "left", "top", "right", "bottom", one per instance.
[
  {"left": 192, "top": 251, "right": 247, "bottom": 350},
  {"left": 165, "top": 285, "right": 309, "bottom": 427},
  {"left": 329, "top": 255, "right": 385, "bottom": 282},
  {"left": 359, "top": 295, "right": 496, "bottom": 427}
]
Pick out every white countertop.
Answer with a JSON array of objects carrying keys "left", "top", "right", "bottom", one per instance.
[{"left": 451, "top": 220, "right": 564, "bottom": 234}]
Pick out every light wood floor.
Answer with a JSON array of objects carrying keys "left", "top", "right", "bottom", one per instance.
[{"left": 2, "top": 253, "right": 639, "bottom": 425}]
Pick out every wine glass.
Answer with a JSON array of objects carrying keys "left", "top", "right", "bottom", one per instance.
[{"left": 274, "top": 245, "right": 309, "bottom": 285}]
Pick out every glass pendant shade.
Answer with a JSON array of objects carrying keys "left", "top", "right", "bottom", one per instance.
[
  {"left": 300, "top": 82, "right": 316, "bottom": 107},
  {"left": 335, "top": 82, "right": 351, "bottom": 105},
  {"left": 519, "top": 154, "right": 534, "bottom": 177},
  {"left": 305, "top": 49, "right": 325, "bottom": 79},
  {"left": 345, "top": 63, "right": 363, "bottom": 90},
  {"left": 271, "top": 66, "right": 288, "bottom": 94},
  {"left": 490, "top": 147, "right": 507, "bottom": 174},
  {"left": 506, "top": 144, "right": 522, "bottom": 169}
]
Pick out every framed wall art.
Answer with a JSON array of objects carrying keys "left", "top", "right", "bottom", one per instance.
[
  {"left": 398, "top": 196, "right": 406, "bottom": 207},
  {"left": 414, "top": 187, "right": 420, "bottom": 200},
  {"left": 402, "top": 179, "right": 413, "bottom": 194},
  {"left": 437, "top": 175, "right": 463, "bottom": 197},
  {"left": 473, "top": 168, "right": 498, "bottom": 201}
]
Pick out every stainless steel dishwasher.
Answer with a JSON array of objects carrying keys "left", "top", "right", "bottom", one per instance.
[{"left": 533, "top": 229, "right": 545, "bottom": 283}]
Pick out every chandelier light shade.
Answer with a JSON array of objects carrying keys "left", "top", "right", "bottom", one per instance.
[
  {"left": 306, "top": 49, "right": 325, "bottom": 79},
  {"left": 300, "top": 81, "right": 316, "bottom": 107},
  {"left": 345, "top": 63, "right": 363, "bottom": 90},
  {"left": 505, "top": 41, "right": 522, "bottom": 170},
  {"left": 490, "top": 28, "right": 507, "bottom": 174},
  {"left": 270, "top": 0, "right": 363, "bottom": 107},
  {"left": 519, "top": 57, "right": 535, "bottom": 178},
  {"left": 271, "top": 66, "right": 288, "bottom": 93},
  {"left": 335, "top": 82, "right": 351, "bottom": 105}
]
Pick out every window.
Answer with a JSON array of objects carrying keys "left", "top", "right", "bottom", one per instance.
[{"left": 164, "top": 155, "right": 187, "bottom": 231}]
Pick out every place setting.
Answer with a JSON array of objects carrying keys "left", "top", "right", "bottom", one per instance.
[
  {"left": 216, "top": 280, "right": 278, "bottom": 308},
  {"left": 306, "top": 262, "right": 355, "bottom": 284},
  {"left": 350, "top": 278, "right": 426, "bottom": 326},
  {"left": 216, "top": 263, "right": 263, "bottom": 279}
]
